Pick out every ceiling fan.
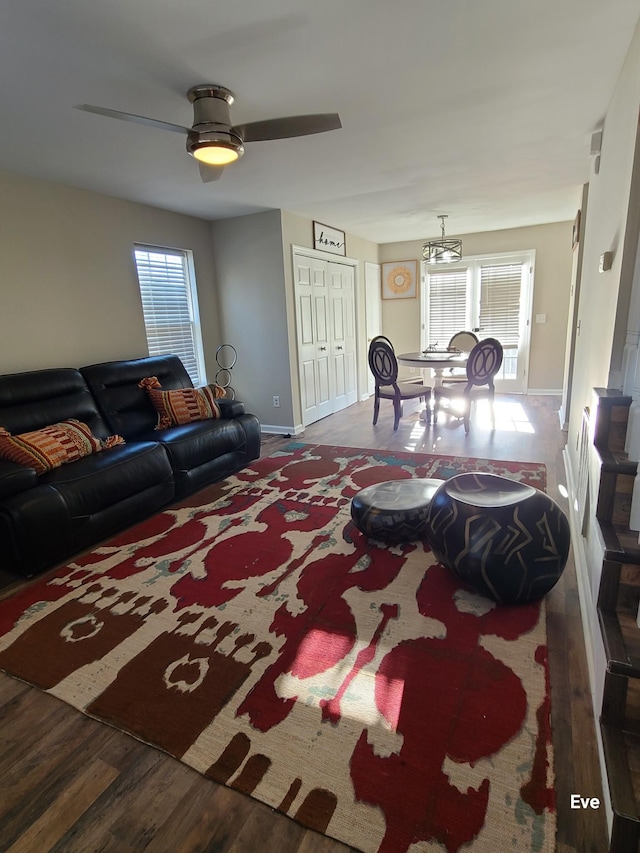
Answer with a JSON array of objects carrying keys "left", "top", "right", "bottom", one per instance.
[{"left": 75, "top": 84, "right": 342, "bottom": 182}]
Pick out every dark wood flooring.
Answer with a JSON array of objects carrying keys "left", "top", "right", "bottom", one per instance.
[{"left": 0, "top": 395, "right": 608, "bottom": 852}]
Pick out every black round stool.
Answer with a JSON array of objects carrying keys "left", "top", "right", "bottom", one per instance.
[
  {"left": 350, "top": 479, "right": 444, "bottom": 544},
  {"left": 425, "top": 472, "right": 570, "bottom": 603}
]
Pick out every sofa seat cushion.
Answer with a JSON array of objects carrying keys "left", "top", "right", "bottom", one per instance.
[
  {"left": 136, "top": 418, "right": 247, "bottom": 475},
  {"left": 40, "top": 441, "right": 173, "bottom": 520}
]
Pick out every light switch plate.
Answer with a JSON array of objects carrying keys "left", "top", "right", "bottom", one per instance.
[{"left": 535, "top": 313, "right": 547, "bottom": 324}]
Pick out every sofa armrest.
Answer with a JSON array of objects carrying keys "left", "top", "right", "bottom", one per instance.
[
  {"left": 0, "top": 460, "right": 38, "bottom": 501},
  {"left": 217, "top": 398, "right": 246, "bottom": 419},
  {"left": 236, "top": 413, "right": 262, "bottom": 461}
]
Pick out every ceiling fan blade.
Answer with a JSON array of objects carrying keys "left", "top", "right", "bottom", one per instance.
[
  {"left": 198, "top": 162, "right": 225, "bottom": 183},
  {"left": 75, "top": 104, "right": 190, "bottom": 135},
  {"left": 233, "top": 113, "right": 341, "bottom": 143}
]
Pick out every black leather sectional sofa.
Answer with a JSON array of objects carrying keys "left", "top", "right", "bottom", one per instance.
[{"left": 0, "top": 354, "right": 261, "bottom": 577}]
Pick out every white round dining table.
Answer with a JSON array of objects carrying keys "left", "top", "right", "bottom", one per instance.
[{"left": 397, "top": 351, "right": 468, "bottom": 387}]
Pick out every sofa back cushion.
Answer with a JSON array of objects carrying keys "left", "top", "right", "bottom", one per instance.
[
  {"left": 81, "top": 355, "right": 193, "bottom": 439},
  {"left": 0, "top": 368, "right": 111, "bottom": 439}
]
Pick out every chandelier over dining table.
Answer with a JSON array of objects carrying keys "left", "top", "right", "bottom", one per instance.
[{"left": 422, "top": 215, "right": 463, "bottom": 264}]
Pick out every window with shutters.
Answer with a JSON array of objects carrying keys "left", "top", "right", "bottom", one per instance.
[
  {"left": 424, "top": 268, "right": 471, "bottom": 349},
  {"left": 421, "top": 251, "right": 534, "bottom": 391},
  {"left": 133, "top": 245, "right": 206, "bottom": 386}
]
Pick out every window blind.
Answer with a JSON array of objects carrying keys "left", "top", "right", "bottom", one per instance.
[
  {"left": 426, "top": 269, "right": 468, "bottom": 347},
  {"left": 479, "top": 263, "right": 522, "bottom": 346},
  {"left": 134, "top": 247, "right": 203, "bottom": 385}
]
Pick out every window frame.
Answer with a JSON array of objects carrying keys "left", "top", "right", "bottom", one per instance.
[{"left": 133, "top": 243, "right": 207, "bottom": 386}]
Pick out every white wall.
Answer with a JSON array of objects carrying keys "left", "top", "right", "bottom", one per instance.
[
  {"left": 566, "top": 20, "right": 640, "bottom": 500},
  {"left": 0, "top": 169, "right": 221, "bottom": 376},
  {"left": 568, "top": 57, "right": 640, "bottom": 442},
  {"left": 562, "top": 17, "right": 640, "bottom": 831},
  {"left": 379, "top": 221, "right": 574, "bottom": 392}
]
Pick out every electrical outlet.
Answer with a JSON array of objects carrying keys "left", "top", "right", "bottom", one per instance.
[{"left": 273, "top": 395, "right": 280, "bottom": 408}]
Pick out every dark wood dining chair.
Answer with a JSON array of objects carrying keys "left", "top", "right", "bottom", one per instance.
[
  {"left": 370, "top": 335, "right": 425, "bottom": 389},
  {"left": 433, "top": 337, "right": 503, "bottom": 433},
  {"left": 368, "top": 339, "right": 432, "bottom": 430},
  {"left": 370, "top": 334, "right": 395, "bottom": 349}
]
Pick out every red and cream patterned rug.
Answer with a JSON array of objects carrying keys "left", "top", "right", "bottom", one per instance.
[{"left": 0, "top": 443, "right": 555, "bottom": 852}]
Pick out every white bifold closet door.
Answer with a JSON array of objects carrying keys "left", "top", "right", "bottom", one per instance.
[{"left": 294, "top": 251, "right": 357, "bottom": 426}]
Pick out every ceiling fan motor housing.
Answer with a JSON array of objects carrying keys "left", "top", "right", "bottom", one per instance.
[{"left": 186, "top": 85, "right": 244, "bottom": 160}]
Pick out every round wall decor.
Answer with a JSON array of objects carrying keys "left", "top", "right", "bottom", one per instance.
[{"left": 387, "top": 265, "right": 413, "bottom": 294}]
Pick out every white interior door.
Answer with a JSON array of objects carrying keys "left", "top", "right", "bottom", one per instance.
[
  {"left": 294, "top": 255, "right": 333, "bottom": 425},
  {"left": 365, "top": 262, "right": 382, "bottom": 396},
  {"left": 329, "top": 261, "right": 357, "bottom": 412},
  {"left": 294, "top": 251, "right": 357, "bottom": 426}
]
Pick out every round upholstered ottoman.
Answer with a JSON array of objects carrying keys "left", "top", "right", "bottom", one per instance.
[
  {"left": 425, "top": 472, "right": 570, "bottom": 604},
  {"left": 351, "top": 479, "right": 444, "bottom": 544}
]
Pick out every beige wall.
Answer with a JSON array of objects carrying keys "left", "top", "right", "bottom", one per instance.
[
  {"left": 379, "top": 221, "right": 574, "bottom": 392},
  {"left": 0, "top": 167, "right": 572, "bottom": 418},
  {"left": 0, "top": 169, "right": 221, "bottom": 377}
]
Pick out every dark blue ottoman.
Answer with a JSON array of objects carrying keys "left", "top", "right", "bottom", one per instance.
[
  {"left": 350, "top": 478, "right": 444, "bottom": 544},
  {"left": 425, "top": 472, "right": 570, "bottom": 603}
]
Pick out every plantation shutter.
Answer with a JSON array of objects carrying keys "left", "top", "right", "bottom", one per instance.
[
  {"left": 134, "top": 247, "right": 202, "bottom": 385},
  {"left": 426, "top": 268, "right": 468, "bottom": 347},
  {"left": 478, "top": 263, "right": 522, "bottom": 347}
]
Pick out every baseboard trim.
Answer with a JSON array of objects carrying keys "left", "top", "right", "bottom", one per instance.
[
  {"left": 562, "top": 444, "right": 613, "bottom": 836},
  {"left": 260, "top": 423, "right": 304, "bottom": 436},
  {"left": 562, "top": 446, "right": 596, "bottom": 689},
  {"left": 526, "top": 388, "right": 563, "bottom": 396}
]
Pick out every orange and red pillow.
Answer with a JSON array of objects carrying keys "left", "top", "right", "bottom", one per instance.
[
  {"left": 0, "top": 419, "right": 124, "bottom": 475},
  {"left": 139, "top": 376, "right": 225, "bottom": 430}
]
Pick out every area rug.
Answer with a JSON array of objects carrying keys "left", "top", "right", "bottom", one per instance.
[{"left": 0, "top": 443, "right": 555, "bottom": 852}]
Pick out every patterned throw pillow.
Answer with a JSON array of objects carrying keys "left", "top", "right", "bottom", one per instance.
[
  {"left": 139, "top": 376, "right": 225, "bottom": 430},
  {"left": 0, "top": 419, "right": 125, "bottom": 475}
]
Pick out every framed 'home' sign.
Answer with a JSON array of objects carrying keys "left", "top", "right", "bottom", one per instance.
[{"left": 313, "top": 221, "right": 346, "bottom": 256}]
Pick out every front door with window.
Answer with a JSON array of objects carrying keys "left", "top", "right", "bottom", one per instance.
[{"left": 421, "top": 252, "right": 534, "bottom": 393}]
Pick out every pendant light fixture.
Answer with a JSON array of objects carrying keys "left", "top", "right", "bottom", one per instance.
[{"left": 422, "top": 215, "right": 463, "bottom": 264}]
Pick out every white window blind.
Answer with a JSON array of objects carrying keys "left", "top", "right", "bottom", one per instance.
[
  {"left": 134, "top": 246, "right": 205, "bottom": 385},
  {"left": 478, "top": 263, "right": 522, "bottom": 346},
  {"left": 426, "top": 269, "right": 468, "bottom": 347}
]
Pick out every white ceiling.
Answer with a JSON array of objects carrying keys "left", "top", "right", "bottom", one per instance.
[{"left": 1, "top": 0, "right": 638, "bottom": 244}]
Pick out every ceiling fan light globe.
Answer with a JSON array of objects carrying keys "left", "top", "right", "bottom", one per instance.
[
  {"left": 187, "top": 129, "right": 244, "bottom": 166},
  {"left": 193, "top": 143, "right": 240, "bottom": 166}
]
